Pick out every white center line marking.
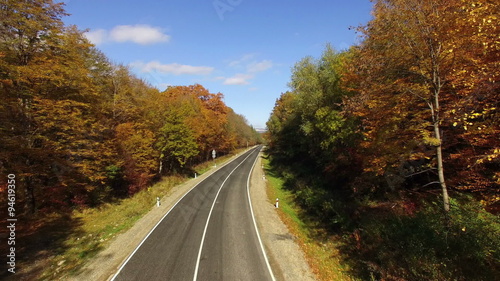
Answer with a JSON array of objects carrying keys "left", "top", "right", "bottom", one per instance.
[
  {"left": 111, "top": 150, "right": 249, "bottom": 281},
  {"left": 192, "top": 149, "right": 256, "bottom": 281}
]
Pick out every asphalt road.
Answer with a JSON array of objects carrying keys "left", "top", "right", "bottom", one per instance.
[{"left": 111, "top": 146, "right": 275, "bottom": 281}]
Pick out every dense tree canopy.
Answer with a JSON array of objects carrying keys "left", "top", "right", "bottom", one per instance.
[
  {"left": 268, "top": 0, "right": 498, "bottom": 213},
  {"left": 266, "top": 1, "right": 498, "bottom": 279},
  {"left": 348, "top": 0, "right": 499, "bottom": 206}
]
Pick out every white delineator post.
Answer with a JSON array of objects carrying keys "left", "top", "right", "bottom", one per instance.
[
  {"left": 156, "top": 197, "right": 161, "bottom": 207},
  {"left": 275, "top": 198, "right": 279, "bottom": 208}
]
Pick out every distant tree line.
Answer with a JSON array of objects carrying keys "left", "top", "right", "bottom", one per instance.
[{"left": 0, "top": 0, "right": 261, "bottom": 213}]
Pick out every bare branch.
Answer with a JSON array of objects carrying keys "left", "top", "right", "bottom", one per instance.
[
  {"left": 404, "top": 168, "right": 437, "bottom": 178},
  {"left": 422, "top": 181, "right": 440, "bottom": 188}
]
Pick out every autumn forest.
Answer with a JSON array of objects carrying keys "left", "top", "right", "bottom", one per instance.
[
  {"left": 266, "top": 0, "right": 498, "bottom": 279},
  {"left": 1, "top": 0, "right": 499, "bottom": 280}
]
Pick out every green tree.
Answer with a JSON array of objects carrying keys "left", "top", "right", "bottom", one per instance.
[{"left": 156, "top": 107, "right": 199, "bottom": 173}]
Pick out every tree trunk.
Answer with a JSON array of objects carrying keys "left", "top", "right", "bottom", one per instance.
[
  {"left": 112, "top": 77, "right": 117, "bottom": 119},
  {"left": 434, "top": 122, "right": 450, "bottom": 213},
  {"left": 431, "top": 46, "right": 450, "bottom": 214},
  {"left": 22, "top": 97, "right": 37, "bottom": 215},
  {"left": 158, "top": 158, "right": 163, "bottom": 175},
  {"left": 24, "top": 175, "right": 36, "bottom": 215}
]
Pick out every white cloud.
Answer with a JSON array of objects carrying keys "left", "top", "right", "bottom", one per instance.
[
  {"left": 84, "top": 24, "right": 170, "bottom": 45},
  {"left": 220, "top": 56, "right": 273, "bottom": 86},
  {"left": 223, "top": 73, "right": 254, "bottom": 85},
  {"left": 228, "top": 53, "right": 256, "bottom": 67},
  {"left": 131, "top": 61, "right": 214, "bottom": 75},
  {"left": 228, "top": 55, "right": 273, "bottom": 73},
  {"left": 110, "top": 25, "right": 170, "bottom": 45},
  {"left": 247, "top": 60, "right": 273, "bottom": 73},
  {"left": 84, "top": 29, "right": 107, "bottom": 45}
]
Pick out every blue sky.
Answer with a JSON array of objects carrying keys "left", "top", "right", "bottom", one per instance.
[{"left": 61, "top": 0, "right": 373, "bottom": 129}]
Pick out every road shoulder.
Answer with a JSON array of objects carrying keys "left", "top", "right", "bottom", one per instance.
[{"left": 249, "top": 151, "right": 316, "bottom": 281}]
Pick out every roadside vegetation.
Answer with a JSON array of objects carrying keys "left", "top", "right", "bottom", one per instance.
[
  {"left": 265, "top": 153, "right": 499, "bottom": 280},
  {"left": 265, "top": 0, "right": 499, "bottom": 280},
  {"left": 262, "top": 156, "right": 354, "bottom": 281}
]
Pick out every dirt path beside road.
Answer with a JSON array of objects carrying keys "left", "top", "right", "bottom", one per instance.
[{"left": 249, "top": 152, "right": 316, "bottom": 281}]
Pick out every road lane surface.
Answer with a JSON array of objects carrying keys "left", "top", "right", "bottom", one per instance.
[{"left": 112, "top": 146, "right": 274, "bottom": 281}]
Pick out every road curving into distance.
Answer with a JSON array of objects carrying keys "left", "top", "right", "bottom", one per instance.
[{"left": 111, "top": 146, "right": 275, "bottom": 281}]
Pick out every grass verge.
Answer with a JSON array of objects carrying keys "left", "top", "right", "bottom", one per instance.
[
  {"left": 262, "top": 156, "right": 356, "bottom": 281},
  {"left": 41, "top": 175, "right": 184, "bottom": 280}
]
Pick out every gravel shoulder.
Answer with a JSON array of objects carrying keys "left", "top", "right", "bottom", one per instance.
[
  {"left": 68, "top": 148, "right": 315, "bottom": 281},
  {"left": 250, "top": 151, "right": 316, "bottom": 281}
]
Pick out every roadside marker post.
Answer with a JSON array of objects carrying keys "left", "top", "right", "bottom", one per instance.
[
  {"left": 156, "top": 197, "right": 160, "bottom": 207},
  {"left": 275, "top": 198, "right": 279, "bottom": 208}
]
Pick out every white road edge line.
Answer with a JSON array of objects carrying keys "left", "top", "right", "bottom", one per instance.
[
  {"left": 110, "top": 149, "right": 251, "bottom": 281},
  {"left": 192, "top": 148, "right": 257, "bottom": 281},
  {"left": 247, "top": 147, "right": 277, "bottom": 281}
]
